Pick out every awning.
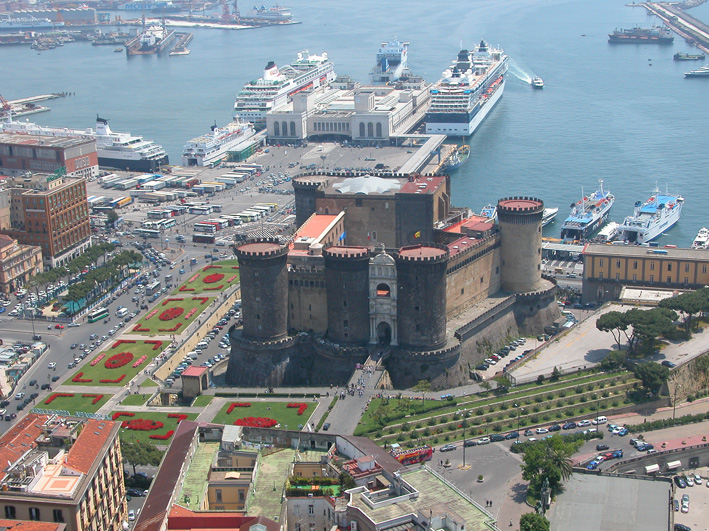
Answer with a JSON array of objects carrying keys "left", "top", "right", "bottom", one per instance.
[
  {"left": 645, "top": 464, "right": 660, "bottom": 474},
  {"left": 666, "top": 460, "right": 682, "bottom": 470}
]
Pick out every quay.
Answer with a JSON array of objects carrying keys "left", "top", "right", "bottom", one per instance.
[{"left": 641, "top": 1, "right": 709, "bottom": 54}]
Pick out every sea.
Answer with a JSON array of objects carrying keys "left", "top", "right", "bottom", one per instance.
[{"left": 2, "top": 0, "right": 709, "bottom": 246}]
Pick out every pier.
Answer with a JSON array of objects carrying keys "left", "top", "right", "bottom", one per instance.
[
  {"left": 641, "top": 2, "right": 709, "bottom": 54},
  {"left": 4, "top": 94, "right": 70, "bottom": 118}
]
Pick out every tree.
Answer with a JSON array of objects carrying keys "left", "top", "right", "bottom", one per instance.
[
  {"left": 520, "top": 513, "right": 550, "bottom": 531},
  {"left": 600, "top": 350, "right": 627, "bottom": 372},
  {"left": 633, "top": 362, "right": 670, "bottom": 395},
  {"left": 629, "top": 307, "right": 677, "bottom": 355},
  {"left": 105, "top": 209, "right": 119, "bottom": 228},
  {"left": 520, "top": 436, "right": 577, "bottom": 495},
  {"left": 120, "top": 440, "right": 163, "bottom": 476},
  {"left": 596, "top": 311, "right": 629, "bottom": 350},
  {"left": 413, "top": 380, "right": 431, "bottom": 400},
  {"left": 660, "top": 287, "right": 709, "bottom": 335},
  {"left": 550, "top": 366, "right": 561, "bottom": 382}
]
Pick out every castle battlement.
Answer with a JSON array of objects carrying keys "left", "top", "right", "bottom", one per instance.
[
  {"left": 235, "top": 239, "right": 288, "bottom": 258},
  {"left": 396, "top": 243, "right": 448, "bottom": 263}
]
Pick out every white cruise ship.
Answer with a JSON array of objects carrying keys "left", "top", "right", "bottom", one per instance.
[
  {"left": 182, "top": 119, "right": 256, "bottom": 167},
  {"left": 0, "top": 116, "right": 168, "bottom": 172},
  {"left": 617, "top": 187, "right": 684, "bottom": 244},
  {"left": 426, "top": 40, "right": 508, "bottom": 136},
  {"left": 234, "top": 51, "right": 336, "bottom": 128},
  {"left": 0, "top": 15, "right": 63, "bottom": 29}
]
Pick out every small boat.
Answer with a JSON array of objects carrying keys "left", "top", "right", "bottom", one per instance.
[
  {"left": 692, "top": 227, "right": 709, "bottom": 249},
  {"left": 480, "top": 204, "right": 497, "bottom": 221},
  {"left": 674, "top": 52, "right": 705, "bottom": 61},
  {"left": 114, "top": 47, "right": 123, "bottom": 52},
  {"left": 685, "top": 65, "right": 709, "bottom": 78},
  {"left": 542, "top": 207, "right": 558, "bottom": 227},
  {"left": 531, "top": 76, "right": 544, "bottom": 88},
  {"left": 441, "top": 145, "right": 470, "bottom": 170}
]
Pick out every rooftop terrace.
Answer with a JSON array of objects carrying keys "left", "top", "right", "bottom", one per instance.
[{"left": 180, "top": 442, "right": 220, "bottom": 511}]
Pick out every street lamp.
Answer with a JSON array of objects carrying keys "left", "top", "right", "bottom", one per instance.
[{"left": 673, "top": 383, "right": 682, "bottom": 421}]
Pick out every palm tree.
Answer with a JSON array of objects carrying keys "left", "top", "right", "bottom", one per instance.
[{"left": 547, "top": 448, "right": 573, "bottom": 482}]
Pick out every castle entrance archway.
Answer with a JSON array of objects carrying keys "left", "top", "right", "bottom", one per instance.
[{"left": 376, "top": 322, "right": 392, "bottom": 345}]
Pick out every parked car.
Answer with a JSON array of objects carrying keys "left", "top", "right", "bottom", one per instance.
[
  {"left": 439, "top": 444, "right": 456, "bottom": 452},
  {"left": 505, "top": 432, "right": 519, "bottom": 440},
  {"left": 562, "top": 422, "right": 577, "bottom": 430},
  {"left": 596, "top": 444, "right": 610, "bottom": 451},
  {"left": 661, "top": 360, "right": 677, "bottom": 368},
  {"left": 490, "top": 434, "right": 505, "bottom": 442}
]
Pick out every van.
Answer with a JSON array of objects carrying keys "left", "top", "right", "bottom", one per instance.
[
  {"left": 592, "top": 416, "right": 608, "bottom": 425},
  {"left": 187, "top": 351, "right": 198, "bottom": 360},
  {"left": 196, "top": 341, "right": 209, "bottom": 349},
  {"left": 116, "top": 308, "right": 128, "bottom": 318}
]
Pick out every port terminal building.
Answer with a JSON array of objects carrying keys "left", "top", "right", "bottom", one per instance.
[{"left": 265, "top": 77, "right": 431, "bottom": 145}]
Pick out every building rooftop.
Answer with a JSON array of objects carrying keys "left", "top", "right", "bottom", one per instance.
[
  {"left": 167, "top": 505, "right": 279, "bottom": 531},
  {"left": 399, "top": 176, "right": 446, "bottom": 195},
  {"left": 446, "top": 237, "right": 482, "bottom": 257},
  {"left": 64, "top": 419, "right": 115, "bottom": 474},
  {"left": 180, "top": 442, "right": 221, "bottom": 511},
  {"left": 0, "top": 520, "right": 66, "bottom": 530},
  {"left": 182, "top": 366, "right": 208, "bottom": 378},
  {"left": 0, "top": 414, "right": 50, "bottom": 483},
  {"left": 0, "top": 132, "right": 94, "bottom": 149},
  {"left": 295, "top": 214, "right": 340, "bottom": 240},
  {"left": 331, "top": 175, "right": 402, "bottom": 195},
  {"left": 584, "top": 243, "right": 709, "bottom": 260},
  {"left": 497, "top": 198, "right": 543, "bottom": 211},
  {"left": 398, "top": 245, "right": 447, "bottom": 259},
  {"left": 249, "top": 448, "right": 298, "bottom": 520}
]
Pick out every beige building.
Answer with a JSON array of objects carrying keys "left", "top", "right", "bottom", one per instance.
[
  {"left": 582, "top": 244, "right": 709, "bottom": 302},
  {"left": 0, "top": 234, "right": 43, "bottom": 294},
  {"left": 0, "top": 414, "right": 127, "bottom": 531}
]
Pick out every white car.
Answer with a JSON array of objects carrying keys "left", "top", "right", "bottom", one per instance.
[
  {"left": 694, "top": 474, "right": 702, "bottom": 485},
  {"left": 47, "top": 362, "right": 56, "bottom": 369},
  {"left": 577, "top": 420, "right": 592, "bottom": 427},
  {"left": 1, "top": 301, "right": 10, "bottom": 307},
  {"left": 128, "top": 510, "right": 135, "bottom": 521},
  {"left": 535, "top": 427, "right": 549, "bottom": 434}
]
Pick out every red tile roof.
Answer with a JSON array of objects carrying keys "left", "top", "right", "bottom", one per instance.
[
  {"left": 181, "top": 366, "right": 208, "bottom": 378},
  {"left": 399, "top": 176, "right": 446, "bottom": 195},
  {"left": 0, "top": 519, "right": 65, "bottom": 530},
  {"left": 0, "top": 414, "right": 50, "bottom": 482},
  {"left": 168, "top": 505, "right": 278, "bottom": 531},
  {"left": 64, "top": 419, "right": 117, "bottom": 474}
]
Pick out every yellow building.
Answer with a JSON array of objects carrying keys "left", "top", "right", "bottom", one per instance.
[
  {"left": 582, "top": 244, "right": 709, "bottom": 302},
  {"left": 0, "top": 234, "right": 43, "bottom": 294}
]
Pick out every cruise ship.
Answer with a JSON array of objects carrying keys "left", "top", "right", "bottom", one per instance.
[
  {"left": 234, "top": 51, "right": 336, "bottom": 128},
  {"left": 370, "top": 39, "right": 411, "bottom": 85},
  {"left": 617, "top": 187, "right": 684, "bottom": 244},
  {"left": 0, "top": 15, "right": 63, "bottom": 29},
  {"left": 182, "top": 119, "right": 256, "bottom": 167},
  {"left": 425, "top": 40, "right": 508, "bottom": 136},
  {"left": 0, "top": 116, "right": 169, "bottom": 172},
  {"left": 560, "top": 180, "right": 615, "bottom": 241}
]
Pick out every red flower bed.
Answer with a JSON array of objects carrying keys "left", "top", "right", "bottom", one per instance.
[
  {"left": 45, "top": 393, "right": 74, "bottom": 405},
  {"left": 162, "top": 298, "right": 183, "bottom": 306},
  {"left": 90, "top": 353, "right": 106, "bottom": 367},
  {"left": 235, "top": 417, "right": 277, "bottom": 428},
  {"left": 133, "top": 324, "right": 151, "bottom": 332},
  {"left": 112, "top": 340, "right": 137, "bottom": 349},
  {"left": 204, "top": 285, "right": 224, "bottom": 291},
  {"left": 112, "top": 412, "right": 135, "bottom": 420},
  {"left": 287, "top": 403, "right": 308, "bottom": 415},
  {"left": 132, "top": 355, "right": 147, "bottom": 368},
  {"left": 188, "top": 273, "right": 200, "bottom": 283},
  {"left": 179, "top": 286, "right": 196, "bottom": 292},
  {"left": 124, "top": 418, "right": 164, "bottom": 431},
  {"left": 232, "top": 266, "right": 240, "bottom": 269},
  {"left": 203, "top": 265, "right": 223, "bottom": 271},
  {"left": 158, "top": 323, "right": 182, "bottom": 332},
  {"left": 227, "top": 275, "right": 238, "bottom": 282},
  {"left": 168, "top": 413, "right": 188, "bottom": 423},
  {"left": 100, "top": 374, "right": 126, "bottom": 384},
  {"left": 72, "top": 372, "right": 92, "bottom": 383},
  {"left": 203, "top": 273, "right": 225, "bottom": 284},
  {"left": 227, "top": 402, "right": 251, "bottom": 414},
  {"left": 150, "top": 430, "right": 175, "bottom": 440},
  {"left": 159, "top": 307, "right": 184, "bottom": 321},
  {"left": 192, "top": 297, "right": 209, "bottom": 305},
  {"left": 105, "top": 352, "right": 134, "bottom": 369},
  {"left": 145, "top": 340, "right": 164, "bottom": 350},
  {"left": 82, "top": 394, "right": 104, "bottom": 405}
]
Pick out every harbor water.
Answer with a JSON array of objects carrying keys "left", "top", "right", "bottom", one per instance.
[{"left": 2, "top": 0, "right": 709, "bottom": 246}]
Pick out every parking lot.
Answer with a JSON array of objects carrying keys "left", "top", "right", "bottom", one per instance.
[{"left": 673, "top": 469, "right": 709, "bottom": 531}]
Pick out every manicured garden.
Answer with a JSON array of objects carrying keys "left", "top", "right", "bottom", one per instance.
[
  {"left": 113, "top": 411, "right": 198, "bottom": 445},
  {"left": 41, "top": 392, "right": 112, "bottom": 413},
  {"left": 210, "top": 401, "right": 313, "bottom": 429},
  {"left": 192, "top": 395, "right": 214, "bottom": 407},
  {"left": 172, "top": 259, "right": 240, "bottom": 295},
  {"left": 131, "top": 296, "right": 213, "bottom": 335},
  {"left": 121, "top": 394, "right": 150, "bottom": 406},
  {"left": 67, "top": 340, "right": 167, "bottom": 386}
]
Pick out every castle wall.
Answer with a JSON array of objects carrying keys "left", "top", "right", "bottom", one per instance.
[
  {"left": 497, "top": 197, "right": 544, "bottom": 293},
  {"left": 288, "top": 267, "right": 328, "bottom": 334},
  {"left": 445, "top": 237, "right": 502, "bottom": 317},
  {"left": 395, "top": 193, "right": 436, "bottom": 247},
  {"left": 323, "top": 248, "right": 371, "bottom": 344},
  {"left": 316, "top": 195, "right": 397, "bottom": 248}
]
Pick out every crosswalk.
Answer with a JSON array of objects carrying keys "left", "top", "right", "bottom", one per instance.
[{"left": 543, "top": 259, "right": 584, "bottom": 271}]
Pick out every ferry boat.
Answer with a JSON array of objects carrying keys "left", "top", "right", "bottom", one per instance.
[
  {"left": 0, "top": 15, "right": 63, "bottom": 30},
  {"left": 560, "top": 180, "right": 615, "bottom": 241},
  {"left": 542, "top": 207, "right": 558, "bottom": 227},
  {"left": 685, "top": 66, "right": 709, "bottom": 78},
  {"left": 597, "top": 221, "right": 619, "bottom": 243},
  {"left": 441, "top": 145, "right": 470, "bottom": 170},
  {"left": 245, "top": 5, "right": 293, "bottom": 22},
  {"left": 425, "top": 40, "right": 508, "bottom": 136},
  {"left": 674, "top": 52, "right": 705, "bottom": 61},
  {"left": 0, "top": 115, "right": 169, "bottom": 172},
  {"left": 617, "top": 187, "right": 684, "bottom": 244},
  {"left": 692, "top": 227, "right": 709, "bottom": 249},
  {"left": 608, "top": 25, "right": 674, "bottom": 44},
  {"left": 182, "top": 118, "right": 257, "bottom": 167},
  {"left": 370, "top": 38, "right": 411, "bottom": 85},
  {"left": 234, "top": 51, "right": 336, "bottom": 128},
  {"left": 531, "top": 76, "right": 544, "bottom": 88}
]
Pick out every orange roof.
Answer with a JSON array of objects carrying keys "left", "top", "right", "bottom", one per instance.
[
  {"left": 182, "top": 366, "right": 208, "bottom": 377},
  {"left": 296, "top": 214, "right": 339, "bottom": 240},
  {"left": 0, "top": 519, "right": 65, "bottom": 530},
  {"left": 65, "top": 419, "right": 117, "bottom": 474},
  {"left": 399, "top": 175, "right": 446, "bottom": 194},
  {"left": 0, "top": 414, "right": 50, "bottom": 482}
]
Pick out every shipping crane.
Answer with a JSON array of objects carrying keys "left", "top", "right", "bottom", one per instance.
[{"left": 0, "top": 94, "right": 12, "bottom": 122}]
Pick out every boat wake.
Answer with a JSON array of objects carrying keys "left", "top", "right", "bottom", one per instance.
[{"left": 508, "top": 59, "right": 535, "bottom": 84}]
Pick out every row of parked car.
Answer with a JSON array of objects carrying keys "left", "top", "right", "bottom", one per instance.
[
  {"left": 674, "top": 473, "right": 706, "bottom": 489},
  {"left": 477, "top": 338, "right": 530, "bottom": 371}
]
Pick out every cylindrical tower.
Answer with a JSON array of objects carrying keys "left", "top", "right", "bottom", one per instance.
[
  {"left": 323, "top": 246, "right": 370, "bottom": 344},
  {"left": 234, "top": 239, "right": 289, "bottom": 341},
  {"left": 395, "top": 244, "right": 448, "bottom": 350},
  {"left": 497, "top": 197, "right": 544, "bottom": 293},
  {"left": 292, "top": 177, "right": 326, "bottom": 228}
]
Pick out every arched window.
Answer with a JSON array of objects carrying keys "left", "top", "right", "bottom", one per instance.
[
  {"left": 367, "top": 122, "right": 374, "bottom": 137},
  {"left": 273, "top": 121, "right": 280, "bottom": 136},
  {"left": 282, "top": 121, "right": 288, "bottom": 136},
  {"left": 359, "top": 122, "right": 365, "bottom": 137},
  {"left": 376, "top": 283, "right": 391, "bottom": 297},
  {"left": 290, "top": 121, "right": 296, "bottom": 136},
  {"left": 376, "top": 122, "right": 382, "bottom": 137}
]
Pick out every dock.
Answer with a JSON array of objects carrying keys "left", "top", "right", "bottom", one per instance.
[
  {"left": 170, "top": 32, "right": 193, "bottom": 55},
  {"left": 641, "top": 1, "right": 709, "bottom": 54},
  {"left": 5, "top": 94, "right": 70, "bottom": 118}
]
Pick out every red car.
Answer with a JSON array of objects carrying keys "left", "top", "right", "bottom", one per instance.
[{"left": 54, "top": 324, "right": 64, "bottom": 329}]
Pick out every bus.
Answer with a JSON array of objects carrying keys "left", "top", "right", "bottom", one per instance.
[
  {"left": 88, "top": 307, "right": 109, "bottom": 323},
  {"left": 193, "top": 233, "right": 216, "bottom": 244},
  {"left": 137, "top": 228, "right": 161, "bottom": 239},
  {"left": 145, "top": 281, "right": 161, "bottom": 296},
  {"left": 390, "top": 445, "right": 433, "bottom": 466},
  {"left": 194, "top": 222, "right": 217, "bottom": 234}
]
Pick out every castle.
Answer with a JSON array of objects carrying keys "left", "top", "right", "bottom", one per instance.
[{"left": 226, "top": 171, "right": 561, "bottom": 389}]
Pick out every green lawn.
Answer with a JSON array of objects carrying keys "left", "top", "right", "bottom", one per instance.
[
  {"left": 121, "top": 394, "right": 150, "bottom": 406},
  {"left": 192, "top": 395, "right": 214, "bottom": 407},
  {"left": 67, "top": 340, "right": 167, "bottom": 386},
  {"left": 40, "top": 392, "right": 113, "bottom": 414},
  {"left": 131, "top": 296, "right": 213, "bottom": 335},
  {"left": 211, "top": 400, "right": 314, "bottom": 429},
  {"left": 114, "top": 411, "right": 198, "bottom": 445},
  {"left": 172, "top": 259, "right": 240, "bottom": 295},
  {"left": 141, "top": 379, "right": 158, "bottom": 387}
]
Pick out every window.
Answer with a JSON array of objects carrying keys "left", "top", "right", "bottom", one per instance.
[
  {"left": 599, "top": 272, "right": 604, "bottom": 280},
  {"left": 667, "top": 276, "right": 672, "bottom": 283},
  {"left": 685, "top": 263, "right": 690, "bottom": 272},
  {"left": 704, "top": 265, "right": 708, "bottom": 274},
  {"left": 296, "top": 524, "right": 302, "bottom": 531},
  {"left": 215, "top": 489, "right": 222, "bottom": 503},
  {"left": 308, "top": 505, "right": 314, "bottom": 515},
  {"left": 29, "top": 508, "right": 40, "bottom": 521},
  {"left": 599, "top": 259, "right": 604, "bottom": 267},
  {"left": 615, "top": 273, "right": 620, "bottom": 280},
  {"left": 650, "top": 262, "right": 655, "bottom": 270},
  {"left": 668, "top": 264, "right": 672, "bottom": 272},
  {"left": 53, "top": 509, "right": 64, "bottom": 523},
  {"left": 4, "top": 506, "right": 15, "bottom": 519},
  {"left": 343, "top": 320, "right": 348, "bottom": 329},
  {"left": 684, "top": 277, "right": 689, "bottom": 285},
  {"left": 294, "top": 505, "right": 300, "bottom": 516},
  {"left": 616, "top": 260, "right": 621, "bottom": 268},
  {"left": 632, "top": 274, "right": 637, "bottom": 282},
  {"left": 650, "top": 275, "right": 654, "bottom": 283}
]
